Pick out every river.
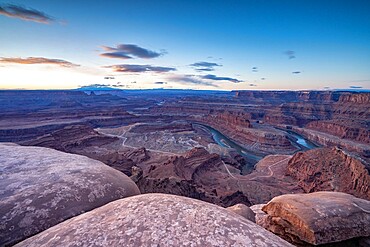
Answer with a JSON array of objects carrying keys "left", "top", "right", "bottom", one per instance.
[
  {"left": 194, "top": 123, "right": 317, "bottom": 174},
  {"left": 284, "top": 129, "right": 318, "bottom": 150},
  {"left": 193, "top": 123, "right": 262, "bottom": 174}
]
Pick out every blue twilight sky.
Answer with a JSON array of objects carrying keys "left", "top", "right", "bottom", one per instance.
[{"left": 0, "top": 0, "right": 369, "bottom": 90}]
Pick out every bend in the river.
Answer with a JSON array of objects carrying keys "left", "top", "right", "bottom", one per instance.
[{"left": 194, "top": 123, "right": 317, "bottom": 174}]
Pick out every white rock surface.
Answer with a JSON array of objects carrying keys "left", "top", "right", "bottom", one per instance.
[
  {"left": 0, "top": 143, "right": 140, "bottom": 246},
  {"left": 17, "top": 193, "right": 293, "bottom": 247}
]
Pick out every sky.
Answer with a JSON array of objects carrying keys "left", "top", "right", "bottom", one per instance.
[{"left": 0, "top": 0, "right": 370, "bottom": 90}]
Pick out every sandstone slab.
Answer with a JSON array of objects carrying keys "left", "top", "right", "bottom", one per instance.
[
  {"left": 16, "top": 193, "right": 293, "bottom": 247},
  {"left": 261, "top": 192, "right": 370, "bottom": 245},
  {"left": 0, "top": 143, "right": 140, "bottom": 246},
  {"left": 227, "top": 203, "right": 256, "bottom": 222}
]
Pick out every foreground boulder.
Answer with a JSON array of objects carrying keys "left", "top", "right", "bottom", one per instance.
[
  {"left": 0, "top": 143, "right": 140, "bottom": 246},
  {"left": 16, "top": 193, "right": 293, "bottom": 247},
  {"left": 250, "top": 204, "right": 268, "bottom": 228},
  {"left": 227, "top": 203, "right": 256, "bottom": 222},
  {"left": 260, "top": 192, "right": 370, "bottom": 245}
]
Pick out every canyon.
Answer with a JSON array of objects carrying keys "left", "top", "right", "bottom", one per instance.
[
  {"left": 0, "top": 89, "right": 369, "bottom": 246},
  {"left": 1, "top": 89, "right": 368, "bottom": 204}
]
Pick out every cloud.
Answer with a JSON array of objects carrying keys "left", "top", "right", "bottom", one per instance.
[
  {"left": 292, "top": 71, "right": 301, "bottom": 74},
  {"left": 261, "top": 77, "right": 266, "bottom": 80},
  {"left": 168, "top": 74, "right": 218, "bottom": 87},
  {"left": 201, "top": 74, "right": 242, "bottom": 83},
  {"left": 249, "top": 83, "right": 257, "bottom": 87},
  {"left": 349, "top": 86, "right": 363, "bottom": 89},
  {"left": 154, "top": 81, "right": 167, "bottom": 85},
  {"left": 0, "top": 4, "right": 54, "bottom": 24},
  {"left": 104, "top": 76, "right": 115, "bottom": 79},
  {"left": 0, "top": 57, "right": 79, "bottom": 67},
  {"left": 252, "top": 66, "right": 258, "bottom": 72},
  {"left": 284, "top": 50, "right": 296, "bottom": 59},
  {"left": 100, "top": 52, "right": 132, "bottom": 59},
  {"left": 190, "top": 61, "right": 221, "bottom": 72},
  {"left": 100, "top": 44, "right": 164, "bottom": 59},
  {"left": 207, "top": 56, "right": 223, "bottom": 60},
  {"left": 194, "top": 68, "right": 214, "bottom": 72},
  {"left": 104, "top": 64, "right": 176, "bottom": 73}
]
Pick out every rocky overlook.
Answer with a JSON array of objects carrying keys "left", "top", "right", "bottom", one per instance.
[
  {"left": 16, "top": 194, "right": 294, "bottom": 247},
  {"left": 0, "top": 143, "right": 140, "bottom": 246},
  {"left": 259, "top": 192, "right": 370, "bottom": 246},
  {"left": 1, "top": 143, "right": 369, "bottom": 246}
]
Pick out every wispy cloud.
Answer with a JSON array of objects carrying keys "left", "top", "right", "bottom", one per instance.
[
  {"left": 154, "top": 81, "right": 167, "bottom": 85},
  {"left": 0, "top": 57, "right": 79, "bottom": 67},
  {"left": 292, "top": 71, "right": 301, "bottom": 74},
  {"left": 100, "top": 44, "right": 165, "bottom": 59},
  {"left": 252, "top": 66, "right": 258, "bottom": 72},
  {"left": 249, "top": 83, "right": 257, "bottom": 87},
  {"left": 349, "top": 85, "right": 363, "bottom": 89},
  {"left": 190, "top": 61, "right": 221, "bottom": 72},
  {"left": 284, "top": 50, "right": 296, "bottom": 59},
  {"left": 104, "top": 64, "right": 176, "bottom": 73},
  {"left": 167, "top": 74, "right": 218, "bottom": 87},
  {"left": 201, "top": 74, "right": 242, "bottom": 83},
  {"left": 0, "top": 4, "right": 54, "bottom": 24}
]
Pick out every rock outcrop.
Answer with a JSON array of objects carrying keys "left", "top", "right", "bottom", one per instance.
[
  {"left": 0, "top": 143, "right": 140, "bottom": 246},
  {"left": 234, "top": 90, "right": 343, "bottom": 104},
  {"left": 137, "top": 147, "right": 252, "bottom": 207},
  {"left": 19, "top": 124, "right": 153, "bottom": 176},
  {"left": 227, "top": 203, "right": 256, "bottom": 222},
  {"left": 201, "top": 111, "right": 252, "bottom": 129},
  {"left": 306, "top": 120, "right": 370, "bottom": 144},
  {"left": 292, "top": 127, "right": 370, "bottom": 162},
  {"left": 338, "top": 92, "right": 370, "bottom": 104},
  {"left": 21, "top": 124, "right": 118, "bottom": 152},
  {"left": 260, "top": 192, "right": 370, "bottom": 245},
  {"left": 137, "top": 147, "right": 305, "bottom": 206},
  {"left": 250, "top": 204, "right": 268, "bottom": 229},
  {"left": 16, "top": 193, "right": 293, "bottom": 247},
  {"left": 287, "top": 147, "right": 370, "bottom": 200}
]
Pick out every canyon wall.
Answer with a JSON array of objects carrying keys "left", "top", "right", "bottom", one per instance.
[{"left": 286, "top": 147, "right": 370, "bottom": 200}]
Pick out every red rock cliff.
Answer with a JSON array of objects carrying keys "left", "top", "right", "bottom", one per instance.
[{"left": 286, "top": 147, "right": 370, "bottom": 200}]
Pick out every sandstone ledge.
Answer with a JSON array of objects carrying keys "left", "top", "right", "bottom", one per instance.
[
  {"left": 17, "top": 193, "right": 293, "bottom": 247},
  {"left": 261, "top": 192, "right": 370, "bottom": 245}
]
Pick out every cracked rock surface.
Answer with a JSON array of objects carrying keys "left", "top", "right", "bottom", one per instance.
[
  {"left": 0, "top": 143, "right": 140, "bottom": 246},
  {"left": 16, "top": 193, "right": 293, "bottom": 247}
]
